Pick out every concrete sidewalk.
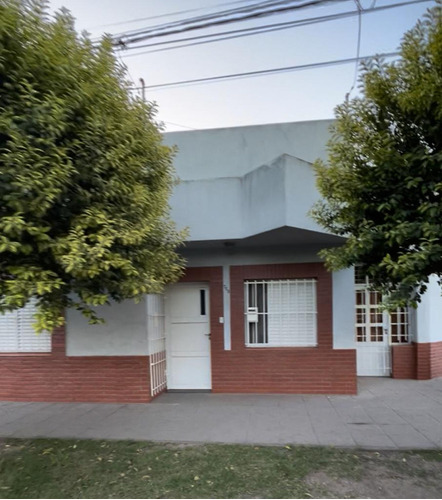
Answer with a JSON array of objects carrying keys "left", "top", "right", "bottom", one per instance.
[{"left": 1, "top": 378, "right": 441, "bottom": 449}]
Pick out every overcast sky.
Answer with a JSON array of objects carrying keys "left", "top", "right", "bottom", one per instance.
[{"left": 48, "top": 0, "right": 433, "bottom": 131}]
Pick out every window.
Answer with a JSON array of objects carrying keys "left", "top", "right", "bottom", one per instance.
[
  {"left": 355, "top": 268, "right": 409, "bottom": 344},
  {"left": 0, "top": 301, "right": 51, "bottom": 353},
  {"left": 244, "top": 279, "right": 317, "bottom": 347}
]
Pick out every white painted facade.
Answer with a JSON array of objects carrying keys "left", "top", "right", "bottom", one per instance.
[
  {"left": 66, "top": 120, "right": 355, "bottom": 357},
  {"left": 415, "top": 275, "right": 442, "bottom": 343},
  {"left": 164, "top": 119, "right": 332, "bottom": 180},
  {"left": 169, "top": 154, "right": 330, "bottom": 242},
  {"left": 66, "top": 298, "right": 149, "bottom": 356},
  {"left": 64, "top": 120, "right": 441, "bottom": 382}
]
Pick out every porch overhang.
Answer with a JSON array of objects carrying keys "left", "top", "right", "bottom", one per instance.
[{"left": 181, "top": 225, "right": 345, "bottom": 251}]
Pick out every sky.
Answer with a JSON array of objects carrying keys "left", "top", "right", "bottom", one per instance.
[{"left": 48, "top": 0, "right": 434, "bottom": 131}]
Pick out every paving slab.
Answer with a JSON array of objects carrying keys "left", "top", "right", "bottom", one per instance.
[
  {"left": 0, "top": 377, "right": 441, "bottom": 449},
  {"left": 346, "top": 423, "right": 396, "bottom": 449}
]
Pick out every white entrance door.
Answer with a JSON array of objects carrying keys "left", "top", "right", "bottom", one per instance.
[
  {"left": 355, "top": 287, "right": 391, "bottom": 376},
  {"left": 166, "top": 283, "right": 211, "bottom": 390}
]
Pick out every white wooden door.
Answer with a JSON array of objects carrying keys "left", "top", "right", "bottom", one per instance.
[
  {"left": 355, "top": 287, "right": 391, "bottom": 376},
  {"left": 166, "top": 283, "right": 211, "bottom": 390}
]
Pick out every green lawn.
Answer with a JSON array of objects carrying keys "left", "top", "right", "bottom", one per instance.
[{"left": 0, "top": 439, "right": 441, "bottom": 498}]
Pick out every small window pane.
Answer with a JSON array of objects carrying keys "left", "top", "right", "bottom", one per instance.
[
  {"left": 370, "top": 326, "right": 383, "bottom": 342},
  {"left": 356, "top": 326, "right": 366, "bottom": 342},
  {"left": 356, "top": 291, "right": 366, "bottom": 305},
  {"left": 370, "top": 291, "right": 381, "bottom": 305}
]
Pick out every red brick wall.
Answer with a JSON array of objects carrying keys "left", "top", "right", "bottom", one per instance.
[
  {"left": 182, "top": 263, "right": 357, "bottom": 395},
  {"left": 391, "top": 344, "right": 416, "bottom": 379},
  {"left": 392, "top": 341, "right": 442, "bottom": 380},
  {"left": 429, "top": 341, "right": 442, "bottom": 378},
  {"left": 0, "top": 326, "right": 152, "bottom": 403},
  {"left": 416, "top": 341, "right": 442, "bottom": 380}
]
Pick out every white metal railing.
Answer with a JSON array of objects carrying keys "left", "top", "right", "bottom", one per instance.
[{"left": 147, "top": 294, "right": 167, "bottom": 397}]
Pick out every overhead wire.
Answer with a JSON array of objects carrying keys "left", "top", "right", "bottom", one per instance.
[
  {"left": 162, "top": 121, "right": 198, "bottom": 130},
  {"left": 346, "top": 0, "right": 363, "bottom": 99},
  {"left": 127, "top": 51, "right": 400, "bottom": 91},
  {"left": 118, "top": 0, "right": 429, "bottom": 58},
  {"left": 113, "top": 0, "right": 345, "bottom": 46},
  {"left": 86, "top": 0, "right": 255, "bottom": 30},
  {"left": 107, "top": 0, "right": 312, "bottom": 41}
]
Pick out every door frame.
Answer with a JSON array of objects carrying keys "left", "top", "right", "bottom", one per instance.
[{"left": 165, "top": 282, "right": 212, "bottom": 390}]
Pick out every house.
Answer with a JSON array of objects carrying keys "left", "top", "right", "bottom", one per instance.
[{"left": 1, "top": 120, "right": 441, "bottom": 403}]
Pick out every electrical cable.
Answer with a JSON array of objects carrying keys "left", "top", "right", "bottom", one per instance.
[
  {"left": 119, "top": 0, "right": 429, "bottom": 57},
  {"left": 346, "top": 0, "right": 363, "bottom": 99},
  {"left": 87, "top": 0, "right": 255, "bottom": 30},
  {"left": 113, "top": 0, "right": 345, "bottom": 46},
  {"left": 162, "top": 121, "right": 198, "bottom": 130},
  {"left": 92, "top": 0, "right": 308, "bottom": 42},
  {"left": 127, "top": 51, "right": 399, "bottom": 91}
]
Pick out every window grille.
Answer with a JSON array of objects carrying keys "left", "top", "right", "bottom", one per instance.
[
  {"left": 244, "top": 279, "right": 317, "bottom": 347},
  {"left": 355, "top": 269, "right": 409, "bottom": 344},
  {"left": 0, "top": 301, "right": 51, "bottom": 353}
]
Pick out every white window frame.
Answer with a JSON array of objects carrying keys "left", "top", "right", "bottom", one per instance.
[
  {"left": 244, "top": 279, "right": 318, "bottom": 348},
  {"left": 0, "top": 301, "right": 51, "bottom": 353}
]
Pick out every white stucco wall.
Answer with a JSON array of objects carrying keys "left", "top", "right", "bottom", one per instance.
[
  {"left": 332, "top": 268, "right": 356, "bottom": 350},
  {"left": 241, "top": 159, "right": 286, "bottom": 237},
  {"left": 66, "top": 297, "right": 148, "bottom": 356},
  {"left": 164, "top": 119, "right": 333, "bottom": 180},
  {"left": 416, "top": 275, "right": 442, "bottom": 343},
  {"left": 170, "top": 177, "right": 243, "bottom": 241},
  {"left": 170, "top": 154, "right": 329, "bottom": 242}
]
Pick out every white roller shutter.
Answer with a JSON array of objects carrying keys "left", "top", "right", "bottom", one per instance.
[{"left": 0, "top": 301, "right": 51, "bottom": 353}]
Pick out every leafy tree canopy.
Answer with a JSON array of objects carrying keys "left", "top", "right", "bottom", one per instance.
[
  {"left": 0, "top": 0, "right": 184, "bottom": 332},
  {"left": 313, "top": 2, "right": 442, "bottom": 307}
]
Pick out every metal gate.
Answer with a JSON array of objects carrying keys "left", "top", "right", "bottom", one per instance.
[
  {"left": 355, "top": 269, "right": 410, "bottom": 376},
  {"left": 147, "top": 294, "right": 167, "bottom": 396}
]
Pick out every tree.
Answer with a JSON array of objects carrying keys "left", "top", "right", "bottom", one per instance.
[
  {"left": 0, "top": 0, "right": 184, "bottom": 332},
  {"left": 313, "top": 1, "right": 442, "bottom": 307}
]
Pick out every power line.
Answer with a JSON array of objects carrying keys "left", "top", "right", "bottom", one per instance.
[
  {"left": 128, "top": 51, "right": 400, "bottom": 91},
  {"left": 93, "top": 0, "right": 302, "bottom": 42},
  {"left": 109, "top": 0, "right": 308, "bottom": 41},
  {"left": 119, "top": 0, "right": 429, "bottom": 58},
  {"left": 162, "top": 121, "right": 198, "bottom": 130},
  {"left": 86, "top": 0, "right": 254, "bottom": 31},
  {"left": 346, "top": 0, "right": 363, "bottom": 99},
  {"left": 113, "top": 0, "right": 345, "bottom": 46}
]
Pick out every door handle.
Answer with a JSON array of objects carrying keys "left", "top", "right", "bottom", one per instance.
[{"left": 204, "top": 333, "right": 211, "bottom": 339}]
